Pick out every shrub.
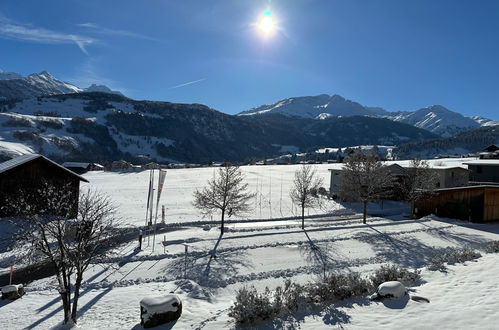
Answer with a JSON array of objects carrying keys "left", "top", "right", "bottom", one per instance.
[
  {"left": 229, "top": 279, "right": 305, "bottom": 324},
  {"left": 370, "top": 264, "right": 422, "bottom": 287},
  {"left": 483, "top": 241, "right": 499, "bottom": 253},
  {"left": 428, "top": 247, "right": 481, "bottom": 271},
  {"left": 229, "top": 286, "right": 274, "bottom": 324},
  {"left": 308, "top": 272, "right": 373, "bottom": 303}
]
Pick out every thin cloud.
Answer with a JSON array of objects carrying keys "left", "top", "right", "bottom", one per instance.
[
  {"left": 0, "top": 15, "right": 95, "bottom": 54},
  {"left": 77, "top": 22, "right": 158, "bottom": 41},
  {"left": 170, "top": 78, "right": 207, "bottom": 89}
]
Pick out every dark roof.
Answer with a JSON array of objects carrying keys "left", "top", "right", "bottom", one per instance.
[
  {"left": 484, "top": 145, "right": 499, "bottom": 152},
  {"left": 0, "top": 154, "right": 89, "bottom": 182}
]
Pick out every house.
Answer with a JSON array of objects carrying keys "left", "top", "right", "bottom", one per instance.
[
  {"left": 464, "top": 160, "right": 499, "bottom": 184},
  {"left": 328, "top": 161, "right": 469, "bottom": 197},
  {"left": 479, "top": 145, "right": 499, "bottom": 159},
  {"left": 0, "top": 154, "right": 89, "bottom": 218},
  {"left": 431, "top": 167, "right": 469, "bottom": 189},
  {"left": 328, "top": 163, "right": 406, "bottom": 197},
  {"left": 415, "top": 185, "right": 499, "bottom": 222},
  {"left": 62, "top": 162, "right": 104, "bottom": 174}
]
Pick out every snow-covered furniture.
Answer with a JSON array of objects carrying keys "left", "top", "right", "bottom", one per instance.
[
  {"left": 140, "top": 295, "right": 182, "bottom": 328},
  {"left": 371, "top": 281, "right": 407, "bottom": 300},
  {"left": 1, "top": 284, "right": 25, "bottom": 300}
]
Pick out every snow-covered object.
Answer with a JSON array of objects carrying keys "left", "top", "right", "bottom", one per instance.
[
  {"left": 376, "top": 281, "right": 407, "bottom": 299},
  {"left": 1, "top": 284, "right": 24, "bottom": 300},
  {"left": 140, "top": 295, "right": 182, "bottom": 328},
  {"left": 1, "top": 284, "right": 22, "bottom": 293}
]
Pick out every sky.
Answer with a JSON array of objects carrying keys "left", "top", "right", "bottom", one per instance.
[{"left": 0, "top": 0, "right": 498, "bottom": 119}]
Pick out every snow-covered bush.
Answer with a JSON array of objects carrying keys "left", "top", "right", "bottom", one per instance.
[
  {"left": 483, "top": 240, "right": 499, "bottom": 253},
  {"left": 229, "top": 280, "right": 305, "bottom": 324},
  {"left": 429, "top": 247, "right": 482, "bottom": 271},
  {"left": 370, "top": 264, "right": 422, "bottom": 287},
  {"left": 229, "top": 286, "right": 275, "bottom": 324},
  {"left": 307, "top": 272, "right": 372, "bottom": 303}
]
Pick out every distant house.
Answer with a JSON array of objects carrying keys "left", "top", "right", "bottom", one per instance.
[
  {"left": 478, "top": 145, "right": 499, "bottom": 159},
  {"left": 62, "top": 162, "right": 104, "bottom": 174},
  {"left": 464, "top": 160, "right": 499, "bottom": 184},
  {"left": 0, "top": 154, "right": 89, "bottom": 218},
  {"left": 415, "top": 185, "right": 499, "bottom": 222},
  {"left": 328, "top": 162, "right": 469, "bottom": 196},
  {"left": 431, "top": 167, "right": 469, "bottom": 189},
  {"left": 328, "top": 163, "right": 406, "bottom": 197}
]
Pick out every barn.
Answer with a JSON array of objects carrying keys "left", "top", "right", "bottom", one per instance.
[
  {"left": 415, "top": 185, "right": 499, "bottom": 222},
  {"left": 0, "top": 154, "right": 89, "bottom": 218}
]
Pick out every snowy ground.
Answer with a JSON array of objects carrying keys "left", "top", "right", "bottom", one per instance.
[
  {"left": 1, "top": 165, "right": 498, "bottom": 329},
  {"left": 81, "top": 164, "right": 408, "bottom": 227}
]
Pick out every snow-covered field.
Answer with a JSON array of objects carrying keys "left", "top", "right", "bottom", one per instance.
[{"left": 1, "top": 164, "right": 498, "bottom": 329}]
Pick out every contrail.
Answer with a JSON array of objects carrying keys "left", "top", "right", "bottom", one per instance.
[{"left": 170, "top": 78, "right": 206, "bottom": 89}]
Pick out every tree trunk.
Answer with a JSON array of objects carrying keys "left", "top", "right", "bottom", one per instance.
[
  {"left": 71, "top": 273, "right": 83, "bottom": 323},
  {"left": 221, "top": 209, "right": 225, "bottom": 235},
  {"left": 411, "top": 200, "right": 415, "bottom": 219},
  {"left": 363, "top": 201, "right": 367, "bottom": 224},
  {"left": 301, "top": 206, "right": 305, "bottom": 229}
]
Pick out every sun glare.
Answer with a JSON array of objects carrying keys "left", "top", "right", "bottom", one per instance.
[{"left": 257, "top": 10, "right": 276, "bottom": 37}]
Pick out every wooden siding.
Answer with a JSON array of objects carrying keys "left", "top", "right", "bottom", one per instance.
[
  {"left": 484, "top": 188, "right": 499, "bottom": 221},
  {"left": 415, "top": 186, "right": 499, "bottom": 222}
]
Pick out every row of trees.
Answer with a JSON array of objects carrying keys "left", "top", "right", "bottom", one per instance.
[{"left": 193, "top": 153, "right": 438, "bottom": 232}]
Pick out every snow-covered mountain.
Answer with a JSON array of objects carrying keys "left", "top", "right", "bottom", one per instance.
[
  {"left": 239, "top": 94, "right": 388, "bottom": 119},
  {"left": 388, "top": 105, "right": 481, "bottom": 137},
  {"left": 239, "top": 94, "right": 496, "bottom": 137},
  {"left": 0, "top": 93, "right": 436, "bottom": 163},
  {"left": 0, "top": 70, "right": 121, "bottom": 100}
]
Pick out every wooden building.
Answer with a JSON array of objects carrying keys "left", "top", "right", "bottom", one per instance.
[
  {"left": 0, "top": 154, "right": 89, "bottom": 218},
  {"left": 415, "top": 185, "right": 499, "bottom": 222}
]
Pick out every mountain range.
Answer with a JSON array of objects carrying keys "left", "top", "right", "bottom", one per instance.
[
  {"left": 0, "top": 70, "right": 122, "bottom": 100},
  {"left": 0, "top": 70, "right": 497, "bottom": 163},
  {"left": 239, "top": 94, "right": 498, "bottom": 137}
]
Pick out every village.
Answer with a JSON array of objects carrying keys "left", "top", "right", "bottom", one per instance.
[{"left": 0, "top": 144, "right": 498, "bottom": 329}]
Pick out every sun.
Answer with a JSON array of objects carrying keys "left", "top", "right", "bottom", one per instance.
[{"left": 257, "top": 10, "right": 277, "bottom": 37}]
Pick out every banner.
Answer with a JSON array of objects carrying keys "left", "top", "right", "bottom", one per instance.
[{"left": 156, "top": 170, "right": 167, "bottom": 204}]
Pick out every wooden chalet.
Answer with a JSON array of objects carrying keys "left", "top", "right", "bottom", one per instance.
[{"left": 0, "top": 154, "right": 89, "bottom": 218}]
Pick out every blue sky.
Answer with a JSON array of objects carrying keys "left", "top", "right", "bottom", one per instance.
[{"left": 0, "top": 0, "right": 498, "bottom": 119}]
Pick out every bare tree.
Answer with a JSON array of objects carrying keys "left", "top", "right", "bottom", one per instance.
[
  {"left": 401, "top": 158, "right": 439, "bottom": 217},
  {"left": 193, "top": 164, "right": 254, "bottom": 235},
  {"left": 290, "top": 165, "right": 324, "bottom": 229},
  {"left": 4, "top": 183, "right": 118, "bottom": 325},
  {"left": 340, "top": 152, "right": 393, "bottom": 224}
]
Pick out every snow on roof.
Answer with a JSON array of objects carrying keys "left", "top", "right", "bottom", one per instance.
[
  {"left": 464, "top": 160, "right": 499, "bottom": 166},
  {"left": 0, "top": 154, "right": 89, "bottom": 182},
  {"left": 328, "top": 158, "right": 474, "bottom": 171}
]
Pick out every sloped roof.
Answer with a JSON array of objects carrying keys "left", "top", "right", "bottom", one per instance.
[{"left": 0, "top": 154, "right": 89, "bottom": 182}]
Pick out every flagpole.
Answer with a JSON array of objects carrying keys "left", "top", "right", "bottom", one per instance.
[
  {"left": 144, "top": 169, "right": 152, "bottom": 227},
  {"left": 148, "top": 169, "right": 155, "bottom": 246}
]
